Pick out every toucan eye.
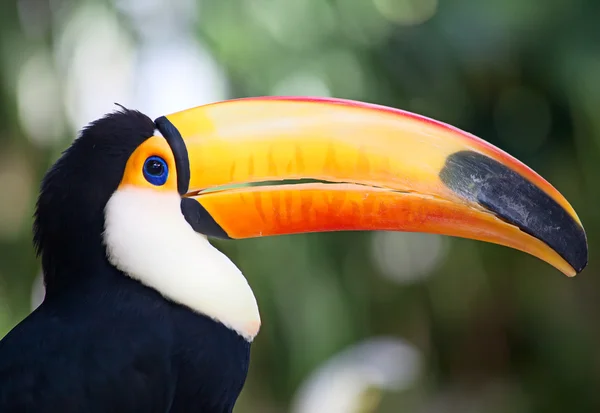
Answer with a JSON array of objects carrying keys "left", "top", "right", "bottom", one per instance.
[{"left": 143, "top": 156, "right": 169, "bottom": 186}]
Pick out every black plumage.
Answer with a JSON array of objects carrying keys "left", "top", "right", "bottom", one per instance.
[{"left": 0, "top": 110, "right": 251, "bottom": 412}]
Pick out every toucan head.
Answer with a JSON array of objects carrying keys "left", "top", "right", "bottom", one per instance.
[{"left": 34, "top": 96, "right": 588, "bottom": 341}]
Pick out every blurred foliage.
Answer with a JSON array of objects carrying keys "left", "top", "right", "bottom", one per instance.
[{"left": 1, "top": 0, "right": 600, "bottom": 412}]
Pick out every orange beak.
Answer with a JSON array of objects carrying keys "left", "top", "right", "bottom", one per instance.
[{"left": 160, "top": 96, "right": 587, "bottom": 277}]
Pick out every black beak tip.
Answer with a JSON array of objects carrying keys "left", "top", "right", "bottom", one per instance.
[{"left": 440, "top": 151, "right": 588, "bottom": 274}]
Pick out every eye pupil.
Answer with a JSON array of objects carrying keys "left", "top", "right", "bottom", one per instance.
[
  {"left": 147, "top": 160, "right": 163, "bottom": 176},
  {"left": 143, "top": 156, "right": 169, "bottom": 186}
]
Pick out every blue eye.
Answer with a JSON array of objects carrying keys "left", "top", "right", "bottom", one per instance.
[{"left": 143, "top": 156, "right": 169, "bottom": 186}]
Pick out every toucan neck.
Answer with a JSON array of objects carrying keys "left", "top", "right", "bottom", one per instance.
[{"left": 40, "top": 230, "right": 116, "bottom": 296}]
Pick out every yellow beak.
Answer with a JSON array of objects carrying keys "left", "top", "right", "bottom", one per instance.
[{"left": 160, "top": 96, "right": 587, "bottom": 277}]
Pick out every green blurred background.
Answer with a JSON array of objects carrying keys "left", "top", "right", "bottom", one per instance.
[{"left": 0, "top": 0, "right": 598, "bottom": 412}]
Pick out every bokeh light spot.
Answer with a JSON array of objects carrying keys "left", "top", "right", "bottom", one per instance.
[
  {"left": 132, "top": 38, "right": 228, "bottom": 118},
  {"left": 272, "top": 71, "right": 331, "bottom": 97},
  {"left": 291, "top": 337, "right": 421, "bottom": 413},
  {"left": 373, "top": 0, "right": 438, "bottom": 26},
  {"left": 336, "top": 0, "right": 392, "bottom": 46},
  {"left": 322, "top": 50, "right": 365, "bottom": 98},
  {"left": 17, "top": 49, "right": 65, "bottom": 147},
  {"left": 56, "top": 3, "right": 135, "bottom": 131},
  {"left": 371, "top": 232, "right": 448, "bottom": 284},
  {"left": 245, "top": 0, "right": 336, "bottom": 50}
]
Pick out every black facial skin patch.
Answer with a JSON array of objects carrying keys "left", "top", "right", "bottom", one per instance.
[
  {"left": 155, "top": 116, "right": 190, "bottom": 196},
  {"left": 180, "top": 198, "right": 231, "bottom": 239},
  {"left": 439, "top": 150, "right": 587, "bottom": 273}
]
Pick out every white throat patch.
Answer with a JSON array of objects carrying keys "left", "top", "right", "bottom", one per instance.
[{"left": 103, "top": 187, "right": 261, "bottom": 341}]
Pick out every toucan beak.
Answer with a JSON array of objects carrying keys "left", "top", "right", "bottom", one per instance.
[{"left": 160, "top": 96, "right": 587, "bottom": 277}]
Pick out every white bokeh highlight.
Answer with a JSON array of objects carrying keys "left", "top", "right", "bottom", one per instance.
[
  {"left": 371, "top": 232, "right": 449, "bottom": 284},
  {"left": 17, "top": 49, "right": 65, "bottom": 147},
  {"left": 54, "top": 2, "right": 136, "bottom": 131},
  {"left": 291, "top": 337, "right": 421, "bottom": 413}
]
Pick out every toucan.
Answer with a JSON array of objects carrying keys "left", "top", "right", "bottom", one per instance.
[{"left": 0, "top": 97, "right": 587, "bottom": 412}]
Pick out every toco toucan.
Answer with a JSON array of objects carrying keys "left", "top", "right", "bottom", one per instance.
[{"left": 0, "top": 97, "right": 588, "bottom": 412}]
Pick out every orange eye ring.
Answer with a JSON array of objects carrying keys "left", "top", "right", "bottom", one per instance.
[{"left": 119, "top": 136, "right": 178, "bottom": 192}]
